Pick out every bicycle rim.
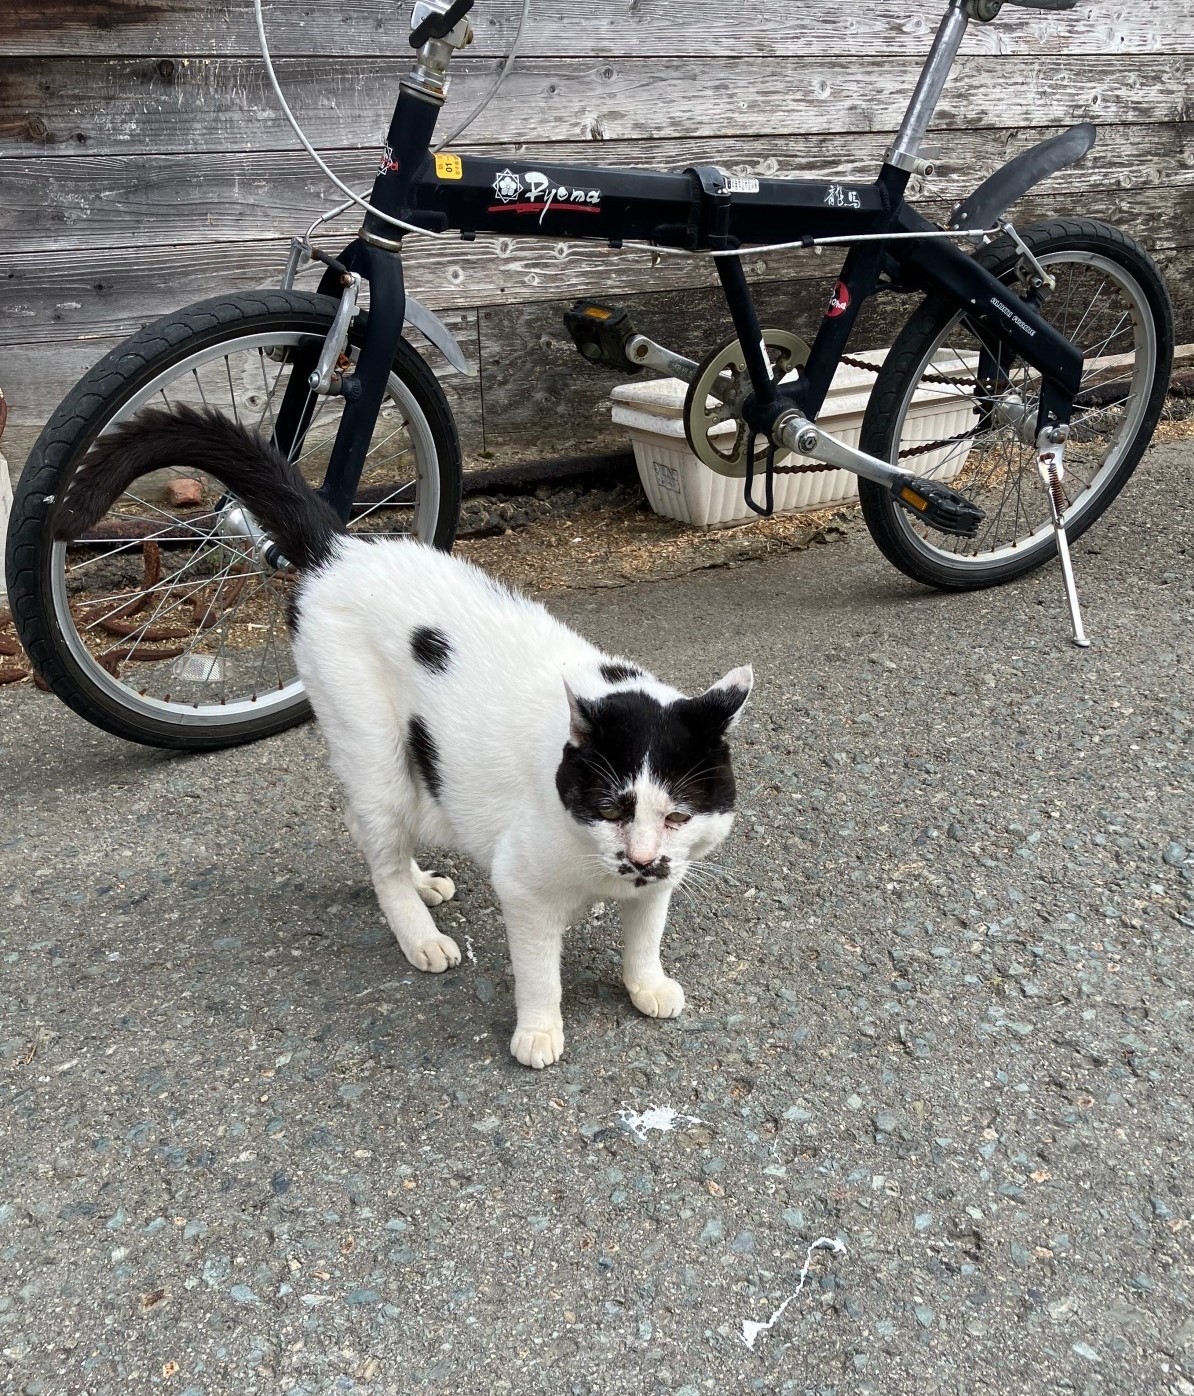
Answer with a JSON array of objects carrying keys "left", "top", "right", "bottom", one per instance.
[{"left": 887, "top": 251, "right": 1157, "bottom": 568}]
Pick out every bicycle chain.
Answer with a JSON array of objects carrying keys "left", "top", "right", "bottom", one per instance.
[
  {"left": 840, "top": 354, "right": 978, "bottom": 389},
  {"left": 741, "top": 355, "right": 985, "bottom": 476}
]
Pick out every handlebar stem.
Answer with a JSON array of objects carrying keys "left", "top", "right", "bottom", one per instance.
[{"left": 403, "top": 0, "right": 474, "bottom": 106}]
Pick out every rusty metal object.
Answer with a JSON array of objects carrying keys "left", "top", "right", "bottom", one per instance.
[
  {"left": 74, "top": 510, "right": 221, "bottom": 544},
  {"left": 0, "top": 594, "right": 30, "bottom": 682},
  {"left": 84, "top": 540, "right": 193, "bottom": 642},
  {"left": 96, "top": 644, "right": 188, "bottom": 681},
  {"left": 190, "top": 568, "right": 251, "bottom": 631},
  {"left": 96, "top": 616, "right": 192, "bottom": 640}
]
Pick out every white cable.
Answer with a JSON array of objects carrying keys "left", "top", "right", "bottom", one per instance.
[
  {"left": 434, "top": 0, "right": 531, "bottom": 150},
  {"left": 296, "top": 0, "right": 532, "bottom": 243},
  {"left": 258, "top": 0, "right": 531, "bottom": 242},
  {"left": 254, "top": 0, "right": 446, "bottom": 238},
  {"left": 622, "top": 226, "right": 1000, "bottom": 260}
]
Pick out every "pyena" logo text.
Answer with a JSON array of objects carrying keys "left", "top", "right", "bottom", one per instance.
[{"left": 489, "top": 169, "right": 602, "bottom": 222}]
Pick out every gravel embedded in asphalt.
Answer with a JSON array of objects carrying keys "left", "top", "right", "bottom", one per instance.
[{"left": 1, "top": 441, "right": 1192, "bottom": 1396}]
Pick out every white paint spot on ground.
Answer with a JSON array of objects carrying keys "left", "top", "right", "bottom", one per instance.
[
  {"left": 617, "top": 1104, "right": 705, "bottom": 1141},
  {"left": 741, "top": 1237, "right": 848, "bottom": 1349},
  {"left": 463, "top": 935, "right": 477, "bottom": 965}
]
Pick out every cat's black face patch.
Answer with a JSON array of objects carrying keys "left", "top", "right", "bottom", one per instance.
[
  {"left": 407, "top": 715, "right": 442, "bottom": 797},
  {"left": 600, "top": 661, "right": 644, "bottom": 685},
  {"left": 411, "top": 626, "right": 451, "bottom": 673},
  {"left": 556, "top": 690, "right": 738, "bottom": 823}
]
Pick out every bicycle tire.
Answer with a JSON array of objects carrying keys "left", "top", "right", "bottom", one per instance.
[
  {"left": 5, "top": 289, "right": 462, "bottom": 749},
  {"left": 857, "top": 218, "right": 1174, "bottom": 590}
]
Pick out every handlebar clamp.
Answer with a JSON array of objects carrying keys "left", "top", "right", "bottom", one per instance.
[{"left": 409, "top": 0, "right": 475, "bottom": 49}]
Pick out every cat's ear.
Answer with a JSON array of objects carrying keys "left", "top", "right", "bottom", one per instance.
[
  {"left": 685, "top": 664, "right": 754, "bottom": 735},
  {"left": 563, "top": 680, "right": 593, "bottom": 747}
]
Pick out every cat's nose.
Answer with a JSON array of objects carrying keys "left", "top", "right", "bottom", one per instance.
[{"left": 627, "top": 855, "right": 655, "bottom": 872}]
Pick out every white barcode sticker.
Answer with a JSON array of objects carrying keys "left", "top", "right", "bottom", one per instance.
[{"left": 724, "top": 176, "right": 760, "bottom": 195}]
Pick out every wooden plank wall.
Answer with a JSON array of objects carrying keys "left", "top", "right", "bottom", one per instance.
[{"left": 2, "top": 0, "right": 1191, "bottom": 465}]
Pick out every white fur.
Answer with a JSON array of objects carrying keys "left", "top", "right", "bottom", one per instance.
[{"left": 292, "top": 537, "right": 749, "bottom": 1068}]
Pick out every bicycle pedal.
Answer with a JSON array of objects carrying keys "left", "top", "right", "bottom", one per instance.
[
  {"left": 563, "top": 301, "right": 643, "bottom": 373},
  {"left": 892, "top": 475, "right": 985, "bottom": 538}
]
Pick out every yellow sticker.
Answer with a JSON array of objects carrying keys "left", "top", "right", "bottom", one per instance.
[{"left": 435, "top": 153, "right": 463, "bottom": 180}]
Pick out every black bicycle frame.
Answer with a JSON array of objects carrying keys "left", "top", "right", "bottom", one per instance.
[{"left": 300, "top": 48, "right": 1082, "bottom": 522}]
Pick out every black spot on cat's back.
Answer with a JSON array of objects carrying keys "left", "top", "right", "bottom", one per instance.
[
  {"left": 600, "top": 661, "right": 643, "bottom": 685},
  {"left": 412, "top": 626, "right": 452, "bottom": 673},
  {"left": 408, "top": 716, "right": 442, "bottom": 797}
]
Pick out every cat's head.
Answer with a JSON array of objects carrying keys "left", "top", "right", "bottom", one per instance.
[{"left": 555, "top": 666, "right": 753, "bottom": 887}]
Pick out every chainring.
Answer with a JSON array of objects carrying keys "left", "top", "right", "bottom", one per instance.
[{"left": 682, "top": 330, "right": 810, "bottom": 478}]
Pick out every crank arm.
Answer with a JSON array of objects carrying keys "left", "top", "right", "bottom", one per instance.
[
  {"left": 773, "top": 410, "right": 985, "bottom": 537},
  {"left": 774, "top": 411, "right": 909, "bottom": 488},
  {"left": 625, "top": 334, "right": 699, "bottom": 382}
]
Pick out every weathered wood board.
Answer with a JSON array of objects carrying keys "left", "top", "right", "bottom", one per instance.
[
  {"left": 4, "top": 1, "right": 1191, "bottom": 58},
  {"left": 2, "top": 0, "right": 1190, "bottom": 464},
  {"left": 4, "top": 55, "right": 1188, "bottom": 157},
  {"left": 6, "top": 124, "right": 1192, "bottom": 251}
]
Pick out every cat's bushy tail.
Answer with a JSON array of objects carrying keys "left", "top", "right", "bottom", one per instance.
[{"left": 53, "top": 404, "right": 346, "bottom": 570}]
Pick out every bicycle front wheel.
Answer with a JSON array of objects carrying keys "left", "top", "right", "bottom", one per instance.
[
  {"left": 857, "top": 218, "right": 1174, "bottom": 590},
  {"left": 5, "top": 289, "right": 461, "bottom": 749}
]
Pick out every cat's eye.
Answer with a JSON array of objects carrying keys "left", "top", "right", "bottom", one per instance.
[
  {"left": 599, "top": 804, "right": 623, "bottom": 821},
  {"left": 666, "top": 811, "right": 691, "bottom": 826}
]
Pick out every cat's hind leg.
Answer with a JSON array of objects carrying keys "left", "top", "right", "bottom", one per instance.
[
  {"left": 410, "top": 859, "right": 456, "bottom": 907},
  {"left": 299, "top": 646, "right": 460, "bottom": 973},
  {"left": 338, "top": 780, "right": 461, "bottom": 974}
]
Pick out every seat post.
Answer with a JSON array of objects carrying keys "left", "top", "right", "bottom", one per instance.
[{"left": 886, "top": 0, "right": 971, "bottom": 173}]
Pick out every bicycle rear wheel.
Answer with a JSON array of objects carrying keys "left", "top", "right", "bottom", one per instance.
[
  {"left": 5, "top": 289, "right": 461, "bottom": 748},
  {"left": 858, "top": 218, "right": 1174, "bottom": 590}
]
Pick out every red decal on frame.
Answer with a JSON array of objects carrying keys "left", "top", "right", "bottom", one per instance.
[{"left": 826, "top": 281, "right": 851, "bottom": 318}]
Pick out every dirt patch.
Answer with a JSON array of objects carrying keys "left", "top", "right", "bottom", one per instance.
[{"left": 456, "top": 491, "right": 851, "bottom": 594}]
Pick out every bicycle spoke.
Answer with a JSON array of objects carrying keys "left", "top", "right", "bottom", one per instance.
[
  {"left": 225, "top": 357, "right": 241, "bottom": 427},
  {"left": 103, "top": 547, "right": 243, "bottom": 658}
]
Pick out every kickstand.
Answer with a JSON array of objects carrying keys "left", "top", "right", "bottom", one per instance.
[{"left": 1038, "top": 428, "right": 1090, "bottom": 649}]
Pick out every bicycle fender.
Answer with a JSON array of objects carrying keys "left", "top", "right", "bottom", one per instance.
[
  {"left": 404, "top": 294, "right": 476, "bottom": 378},
  {"left": 948, "top": 123, "right": 1096, "bottom": 232}
]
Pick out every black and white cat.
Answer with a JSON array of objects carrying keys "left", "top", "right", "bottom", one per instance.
[{"left": 60, "top": 409, "right": 752, "bottom": 1068}]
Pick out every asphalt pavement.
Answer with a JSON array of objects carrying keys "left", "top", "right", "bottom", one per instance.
[{"left": 2, "top": 441, "right": 1192, "bottom": 1396}]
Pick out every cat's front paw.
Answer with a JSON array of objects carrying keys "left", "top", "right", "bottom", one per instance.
[
  {"left": 628, "top": 977, "right": 686, "bottom": 1019},
  {"left": 403, "top": 933, "right": 462, "bottom": 973},
  {"left": 510, "top": 1023, "right": 565, "bottom": 1070}
]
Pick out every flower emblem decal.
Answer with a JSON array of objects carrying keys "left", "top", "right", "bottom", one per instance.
[{"left": 492, "top": 169, "right": 523, "bottom": 203}]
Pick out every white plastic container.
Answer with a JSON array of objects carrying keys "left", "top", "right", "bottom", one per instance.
[{"left": 611, "top": 349, "right": 977, "bottom": 528}]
